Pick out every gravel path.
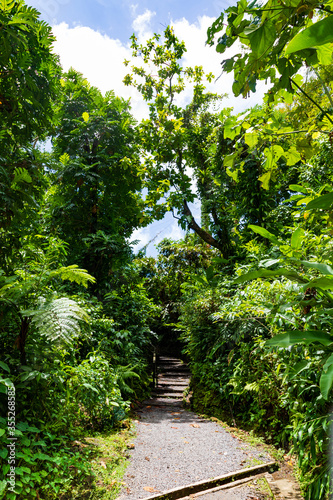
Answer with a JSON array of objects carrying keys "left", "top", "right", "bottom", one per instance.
[{"left": 118, "top": 402, "right": 272, "bottom": 499}]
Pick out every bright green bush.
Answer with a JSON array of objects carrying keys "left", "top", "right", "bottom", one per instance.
[{"left": 180, "top": 271, "right": 332, "bottom": 499}]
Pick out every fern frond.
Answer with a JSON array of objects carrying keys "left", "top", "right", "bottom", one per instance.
[
  {"left": 0, "top": 277, "right": 35, "bottom": 302},
  {"left": 114, "top": 364, "right": 141, "bottom": 395},
  {"left": 115, "top": 364, "right": 140, "bottom": 381},
  {"left": 244, "top": 382, "right": 260, "bottom": 393},
  {"left": 49, "top": 265, "right": 96, "bottom": 287},
  {"left": 11, "top": 167, "right": 32, "bottom": 187},
  {"left": 29, "top": 297, "right": 89, "bottom": 345}
]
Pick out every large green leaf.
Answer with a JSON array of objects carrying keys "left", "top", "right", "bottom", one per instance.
[
  {"left": 304, "top": 276, "right": 333, "bottom": 290},
  {"left": 244, "top": 132, "right": 258, "bottom": 148},
  {"left": 258, "top": 170, "right": 273, "bottom": 190},
  {"left": 248, "top": 224, "right": 280, "bottom": 245},
  {"left": 285, "top": 16, "right": 333, "bottom": 54},
  {"left": 266, "top": 330, "right": 333, "bottom": 348},
  {"left": 247, "top": 21, "right": 276, "bottom": 58},
  {"left": 0, "top": 361, "right": 10, "bottom": 372},
  {"left": 291, "top": 227, "right": 305, "bottom": 250},
  {"left": 289, "top": 184, "right": 308, "bottom": 194},
  {"left": 306, "top": 192, "right": 333, "bottom": 210},
  {"left": 289, "top": 360, "right": 311, "bottom": 379},
  {"left": 234, "top": 267, "right": 304, "bottom": 284},
  {"left": 320, "top": 354, "right": 333, "bottom": 399},
  {"left": 300, "top": 261, "right": 333, "bottom": 276}
]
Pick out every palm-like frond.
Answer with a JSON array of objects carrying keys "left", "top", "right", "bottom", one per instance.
[
  {"left": 28, "top": 297, "right": 89, "bottom": 345},
  {"left": 49, "top": 265, "right": 96, "bottom": 287}
]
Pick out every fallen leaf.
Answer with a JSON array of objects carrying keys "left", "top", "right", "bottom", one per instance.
[
  {"left": 171, "top": 426, "right": 178, "bottom": 429},
  {"left": 171, "top": 412, "right": 181, "bottom": 415},
  {"left": 190, "top": 424, "right": 200, "bottom": 428},
  {"left": 145, "top": 456, "right": 150, "bottom": 461},
  {"left": 100, "top": 460, "right": 107, "bottom": 469},
  {"left": 146, "top": 406, "right": 151, "bottom": 409},
  {"left": 143, "top": 486, "right": 160, "bottom": 493}
]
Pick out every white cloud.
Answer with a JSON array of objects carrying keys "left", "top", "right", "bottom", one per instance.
[
  {"left": 130, "top": 4, "right": 138, "bottom": 18},
  {"left": 130, "top": 226, "right": 151, "bottom": 250},
  {"left": 51, "top": 12, "right": 268, "bottom": 257},
  {"left": 170, "top": 15, "right": 268, "bottom": 113},
  {"left": 163, "top": 221, "right": 184, "bottom": 242},
  {"left": 52, "top": 22, "right": 149, "bottom": 120},
  {"left": 52, "top": 11, "right": 267, "bottom": 121},
  {"left": 132, "top": 9, "right": 156, "bottom": 42},
  {"left": 130, "top": 217, "right": 185, "bottom": 256}
]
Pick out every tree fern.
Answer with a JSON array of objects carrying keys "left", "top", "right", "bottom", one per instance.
[
  {"left": 49, "top": 265, "right": 96, "bottom": 288},
  {"left": 28, "top": 297, "right": 89, "bottom": 345}
]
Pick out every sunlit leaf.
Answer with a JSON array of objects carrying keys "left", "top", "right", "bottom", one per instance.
[
  {"left": 266, "top": 331, "right": 333, "bottom": 348},
  {"left": 248, "top": 224, "right": 280, "bottom": 244},
  {"left": 303, "top": 276, "right": 333, "bottom": 290},
  {"left": 244, "top": 132, "right": 258, "bottom": 147},
  {"left": 234, "top": 267, "right": 303, "bottom": 284},
  {"left": 285, "top": 16, "right": 333, "bottom": 54},
  {"left": 320, "top": 354, "right": 333, "bottom": 399},
  {"left": 291, "top": 227, "right": 305, "bottom": 250},
  {"left": 285, "top": 147, "right": 301, "bottom": 166},
  {"left": 306, "top": 193, "right": 333, "bottom": 210},
  {"left": 300, "top": 261, "right": 333, "bottom": 276}
]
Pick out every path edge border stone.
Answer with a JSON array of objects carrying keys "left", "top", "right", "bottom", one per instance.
[{"left": 141, "top": 461, "right": 278, "bottom": 500}]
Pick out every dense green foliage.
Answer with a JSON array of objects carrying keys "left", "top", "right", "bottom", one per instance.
[
  {"left": 0, "top": 3, "right": 156, "bottom": 499},
  {"left": 1, "top": 0, "right": 333, "bottom": 498}
]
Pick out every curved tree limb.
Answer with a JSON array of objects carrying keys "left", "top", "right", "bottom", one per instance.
[{"left": 183, "top": 200, "right": 225, "bottom": 254}]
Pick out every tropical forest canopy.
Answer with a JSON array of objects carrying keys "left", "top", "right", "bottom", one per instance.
[{"left": 1, "top": 0, "right": 333, "bottom": 498}]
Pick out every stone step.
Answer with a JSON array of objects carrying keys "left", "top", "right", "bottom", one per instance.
[
  {"left": 158, "top": 356, "right": 184, "bottom": 362},
  {"left": 150, "top": 356, "right": 191, "bottom": 404},
  {"left": 141, "top": 398, "right": 183, "bottom": 407},
  {"left": 158, "top": 380, "right": 189, "bottom": 387},
  {"left": 159, "top": 366, "right": 190, "bottom": 373},
  {"left": 154, "top": 386, "right": 186, "bottom": 393},
  {"left": 152, "top": 392, "right": 184, "bottom": 398}
]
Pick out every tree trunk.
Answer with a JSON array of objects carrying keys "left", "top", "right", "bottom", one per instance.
[
  {"left": 183, "top": 200, "right": 228, "bottom": 256},
  {"left": 18, "top": 317, "right": 30, "bottom": 365}
]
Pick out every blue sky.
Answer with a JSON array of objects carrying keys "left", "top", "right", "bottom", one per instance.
[
  {"left": 28, "top": 0, "right": 230, "bottom": 42},
  {"left": 27, "top": 0, "right": 267, "bottom": 257}
]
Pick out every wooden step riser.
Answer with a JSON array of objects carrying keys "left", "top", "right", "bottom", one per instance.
[
  {"left": 154, "top": 389, "right": 186, "bottom": 395},
  {"left": 159, "top": 367, "right": 190, "bottom": 373},
  {"left": 157, "top": 380, "right": 188, "bottom": 390},
  {"left": 152, "top": 393, "right": 184, "bottom": 398}
]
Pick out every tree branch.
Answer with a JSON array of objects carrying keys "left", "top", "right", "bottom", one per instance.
[
  {"left": 183, "top": 200, "right": 225, "bottom": 254},
  {"left": 290, "top": 77, "right": 333, "bottom": 125}
]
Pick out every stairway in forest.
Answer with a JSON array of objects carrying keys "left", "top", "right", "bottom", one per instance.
[{"left": 146, "top": 356, "right": 191, "bottom": 406}]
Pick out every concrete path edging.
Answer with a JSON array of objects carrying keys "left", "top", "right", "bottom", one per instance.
[
  {"left": 180, "top": 474, "right": 267, "bottom": 498},
  {"left": 142, "top": 461, "right": 278, "bottom": 500}
]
